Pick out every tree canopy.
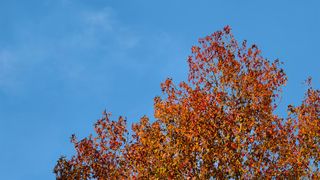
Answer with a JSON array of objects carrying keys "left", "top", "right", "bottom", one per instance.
[{"left": 54, "top": 26, "right": 319, "bottom": 179}]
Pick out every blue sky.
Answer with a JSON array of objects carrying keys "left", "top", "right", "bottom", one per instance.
[{"left": 0, "top": 0, "right": 319, "bottom": 179}]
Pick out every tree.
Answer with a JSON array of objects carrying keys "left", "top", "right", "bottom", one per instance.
[{"left": 54, "top": 26, "right": 319, "bottom": 179}]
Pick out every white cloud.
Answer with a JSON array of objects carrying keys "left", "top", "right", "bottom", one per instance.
[
  {"left": 83, "top": 7, "right": 115, "bottom": 32},
  {"left": 0, "top": 4, "right": 183, "bottom": 95},
  {"left": 0, "top": 6, "right": 136, "bottom": 90},
  {"left": 79, "top": 7, "right": 141, "bottom": 50}
]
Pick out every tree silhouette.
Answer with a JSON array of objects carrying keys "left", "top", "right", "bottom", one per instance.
[{"left": 54, "top": 26, "right": 319, "bottom": 179}]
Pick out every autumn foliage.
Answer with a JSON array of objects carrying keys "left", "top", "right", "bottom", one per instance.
[{"left": 54, "top": 26, "right": 319, "bottom": 179}]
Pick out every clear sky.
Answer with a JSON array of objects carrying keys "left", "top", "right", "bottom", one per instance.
[{"left": 0, "top": 0, "right": 319, "bottom": 179}]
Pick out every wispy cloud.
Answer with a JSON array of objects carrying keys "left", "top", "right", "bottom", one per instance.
[
  {"left": 83, "top": 7, "right": 115, "bottom": 32},
  {"left": 0, "top": 5, "right": 142, "bottom": 93},
  {"left": 0, "top": 3, "right": 183, "bottom": 97}
]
